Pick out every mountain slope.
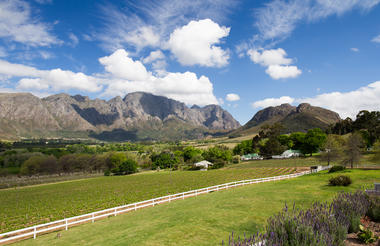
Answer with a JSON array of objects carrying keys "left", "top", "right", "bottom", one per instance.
[
  {"left": 235, "top": 103, "right": 340, "bottom": 135},
  {"left": 0, "top": 92, "right": 240, "bottom": 141}
]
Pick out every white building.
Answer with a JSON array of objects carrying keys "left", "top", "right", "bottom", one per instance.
[{"left": 194, "top": 160, "right": 213, "bottom": 170}]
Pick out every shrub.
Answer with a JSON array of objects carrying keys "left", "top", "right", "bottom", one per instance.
[
  {"left": 329, "top": 175, "right": 352, "bottom": 186},
  {"left": 357, "top": 225, "right": 378, "bottom": 244},
  {"left": 367, "top": 195, "right": 380, "bottom": 222},
  {"left": 226, "top": 191, "right": 370, "bottom": 246},
  {"left": 328, "top": 165, "right": 346, "bottom": 173},
  {"left": 348, "top": 215, "right": 361, "bottom": 233},
  {"left": 104, "top": 170, "right": 110, "bottom": 176},
  {"left": 111, "top": 159, "right": 138, "bottom": 175}
]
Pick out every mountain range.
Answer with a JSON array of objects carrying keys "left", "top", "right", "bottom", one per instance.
[{"left": 0, "top": 92, "right": 240, "bottom": 141}]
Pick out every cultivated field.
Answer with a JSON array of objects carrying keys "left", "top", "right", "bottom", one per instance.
[
  {"left": 14, "top": 169, "right": 380, "bottom": 246},
  {"left": 0, "top": 166, "right": 297, "bottom": 233}
]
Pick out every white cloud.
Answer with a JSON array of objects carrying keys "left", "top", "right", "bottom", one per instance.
[
  {"left": 248, "top": 48, "right": 301, "bottom": 79},
  {"left": 371, "top": 34, "right": 380, "bottom": 43},
  {"left": 0, "top": 0, "right": 59, "bottom": 46},
  {"left": 254, "top": 0, "right": 380, "bottom": 42},
  {"left": 98, "top": 49, "right": 150, "bottom": 81},
  {"left": 265, "top": 65, "right": 302, "bottom": 80},
  {"left": 143, "top": 50, "right": 165, "bottom": 64},
  {"left": 252, "top": 96, "right": 295, "bottom": 108},
  {"left": 248, "top": 48, "right": 292, "bottom": 66},
  {"left": 100, "top": 49, "right": 218, "bottom": 106},
  {"left": 98, "top": 0, "right": 237, "bottom": 52},
  {"left": 350, "top": 47, "right": 359, "bottom": 52},
  {"left": 0, "top": 59, "right": 102, "bottom": 93},
  {"left": 226, "top": 93, "right": 240, "bottom": 101},
  {"left": 299, "top": 81, "right": 380, "bottom": 119},
  {"left": 167, "top": 19, "right": 230, "bottom": 67},
  {"left": 69, "top": 33, "right": 79, "bottom": 47},
  {"left": 251, "top": 81, "right": 380, "bottom": 119}
]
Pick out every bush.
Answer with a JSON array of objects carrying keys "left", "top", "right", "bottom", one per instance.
[
  {"left": 367, "top": 195, "right": 380, "bottom": 222},
  {"left": 227, "top": 191, "right": 370, "bottom": 246},
  {"left": 329, "top": 165, "right": 346, "bottom": 173},
  {"left": 111, "top": 159, "right": 138, "bottom": 175},
  {"left": 329, "top": 175, "right": 352, "bottom": 186},
  {"left": 357, "top": 225, "right": 378, "bottom": 244},
  {"left": 348, "top": 215, "right": 361, "bottom": 233}
]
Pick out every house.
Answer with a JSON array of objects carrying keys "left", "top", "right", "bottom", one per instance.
[
  {"left": 194, "top": 160, "right": 213, "bottom": 170},
  {"left": 272, "top": 149, "right": 302, "bottom": 159},
  {"left": 241, "top": 153, "right": 263, "bottom": 161}
]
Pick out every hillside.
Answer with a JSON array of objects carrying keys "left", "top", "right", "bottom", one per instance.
[
  {"left": 234, "top": 103, "right": 340, "bottom": 135},
  {"left": 0, "top": 92, "right": 240, "bottom": 141}
]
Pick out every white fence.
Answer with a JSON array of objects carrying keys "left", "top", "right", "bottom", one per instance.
[{"left": 0, "top": 166, "right": 331, "bottom": 245}]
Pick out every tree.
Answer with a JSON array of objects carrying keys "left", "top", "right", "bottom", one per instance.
[
  {"left": 182, "top": 146, "right": 202, "bottom": 162},
  {"left": 319, "top": 135, "right": 342, "bottom": 166},
  {"left": 259, "top": 138, "right": 286, "bottom": 158},
  {"left": 151, "top": 151, "right": 178, "bottom": 169},
  {"left": 202, "top": 145, "right": 232, "bottom": 163},
  {"left": 111, "top": 159, "right": 138, "bottom": 175},
  {"left": 300, "top": 128, "right": 327, "bottom": 156},
  {"left": 277, "top": 135, "right": 294, "bottom": 149},
  {"left": 342, "top": 132, "right": 363, "bottom": 168},
  {"left": 289, "top": 132, "right": 306, "bottom": 150},
  {"left": 370, "top": 140, "right": 380, "bottom": 163},
  {"left": 233, "top": 139, "right": 253, "bottom": 155}
]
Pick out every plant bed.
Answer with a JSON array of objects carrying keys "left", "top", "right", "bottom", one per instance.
[{"left": 345, "top": 217, "right": 380, "bottom": 246}]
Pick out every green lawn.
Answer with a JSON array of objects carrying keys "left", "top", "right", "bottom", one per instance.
[
  {"left": 0, "top": 167, "right": 295, "bottom": 233},
  {"left": 14, "top": 169, "right": 379, "bottom": 246}
]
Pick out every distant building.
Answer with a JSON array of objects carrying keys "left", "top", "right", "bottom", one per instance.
[
  {"left": 272, "top": 149, "right": 302, "bottom": 159},
  {"left": 194, "top": 160, "right": 213, "bottom": 170},
  {"left": 241, "top": 153, "right": 263, "bottom": 161}
]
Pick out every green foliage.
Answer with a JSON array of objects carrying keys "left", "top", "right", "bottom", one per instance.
[
  {"left": 259, "top": 137, "right": 286, "bottom": 157},
  {"left": 300, "top": 128, "right": 327, "bottom": 156},
  {"left": 320, "top": 135, "right": 342, "bottom": 165},
  {"left": 277, "top": 135, "right": 294, "bottom": 149},
  {"left": 328, "top": 165, "right": 346, "bottom": 173},
  {"left": 348, "top": 215, "right": 361, "bottom": 233},
  {"left": 289, "top": 132, "right": 306, "bottom": 150},
  {"left": 202, "top": 145, "right": 232, "bottom": 163},
  {"left": 367, "top": 196, "right": 380, "bottom": 222},
  {"left": 182, "top": 146, "right": 202, "bottom": 163},
  {"left": 20, "top": 155, "right": 58, "bottom": 176},
  {"left": 233, "top": 139, "right": 253, "bottom": 155},
  {"left": 357, "top": 225, "right": 378, "bottom": 244},
  {"left": 151, "top": 151, "right": 178, "bottom": 169},
  {"left": 328, "top": 175, "right": 352, "bottom": 186},
  {"left": 111, "top": 159, "right": 138, "bottom": 176}
]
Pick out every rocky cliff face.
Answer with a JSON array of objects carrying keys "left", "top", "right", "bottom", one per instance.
[
  {"left": 241, "top": 103, "right": 340, "bottom": 133},
  {"left": 0, "top": 92, "right": 240, "bottom": 140}
]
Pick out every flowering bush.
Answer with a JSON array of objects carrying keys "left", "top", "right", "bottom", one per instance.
[{"left": 226, "top": 191, "right": 370, "bottom": 246}]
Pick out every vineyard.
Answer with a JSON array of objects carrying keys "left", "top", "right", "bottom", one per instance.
[{"left": 0, "top": 167, "right": 297, "bottom": 233}]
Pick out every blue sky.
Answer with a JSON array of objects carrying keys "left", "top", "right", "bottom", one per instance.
[{"left": 0, "top": 0, "right": 380, "bottom": 124}]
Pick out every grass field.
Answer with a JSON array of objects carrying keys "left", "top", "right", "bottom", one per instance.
[
  {"left": 15, "top": 169, "right": 380, "bottom": 246},
  {"left": 0, "top": 167, "right": 297, "bottom": 233}
]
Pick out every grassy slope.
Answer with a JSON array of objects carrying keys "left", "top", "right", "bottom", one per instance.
[
  {"left": 0, "top": 167, "right": 296, "bottom": 233},
  {"left": 16, "top": 169, "right": 380, "bottom": 246}
]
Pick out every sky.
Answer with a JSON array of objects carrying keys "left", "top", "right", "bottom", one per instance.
[{"left": 0, "top": 0, "right": 380, "bottom": 125}]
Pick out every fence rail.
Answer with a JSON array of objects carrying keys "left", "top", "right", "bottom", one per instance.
[{"left": 0, "top": 166, "right": 331, "bottom": 245}]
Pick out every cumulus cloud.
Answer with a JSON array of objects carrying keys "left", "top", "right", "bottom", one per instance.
[
  {"left": 251, "top": 96, "right": 295, "bottom": 109},
  {"left": 0, "top": 59, "right": 102, "bottom": 93},
  {"left": 226, "top": 93, "right": 240, "bottom": 101},
  {"left": 167, "top": 19, "right": 230, "bottom": 67},
  {"left": 100, "top": 49, "right": 218, "bottom": 106},
  {"left": 98, "top": 0, "right": 237, "bottom": 52},
  {"left": 99, "top": 49, "right": 149, "bottom": 81},
  {"left": 0, "top": 0, "right": 59, "bottom": 46},
  {"left": 251, "top": 81, "right": 380, "bottom": 119},
  {"left": 254, "top": 0, "right": 380, "bottom": 42},
  {"left": 143, "top": 50, "right": 165, "bottom": 64},
  {"left": 0, "top": 49, "right": 219, "bottom": 106},
  {"left": 248, "top": 48, "right": 301, "bottom": 79},
  {"left": 371, "top": 34, "right": 380, "bottom": 43}
]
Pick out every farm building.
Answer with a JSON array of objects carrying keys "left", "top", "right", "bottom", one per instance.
[
  {"left": 194, "top": 160, "right": 213, "bottom": 170},
  {"left": 241, "top": 153, "right": 263, "bottom": 161},
  {"left": 272, "top": 149, "right": 302, "bottom": 159}
]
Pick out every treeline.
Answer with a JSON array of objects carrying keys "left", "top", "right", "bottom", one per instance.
[
  {"left": 233, "top": 124, "right": 327, "bottom": 157},
  {"left": 0, "top": 143, "right": 234, "bottom": 176},
  {"left": 329, "top": 110, "right": 380, "bottom": 147}
]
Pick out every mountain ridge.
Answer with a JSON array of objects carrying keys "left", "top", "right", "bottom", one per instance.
[{"left": 0, "top": 92, "right": 240, "bottom": 141}]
